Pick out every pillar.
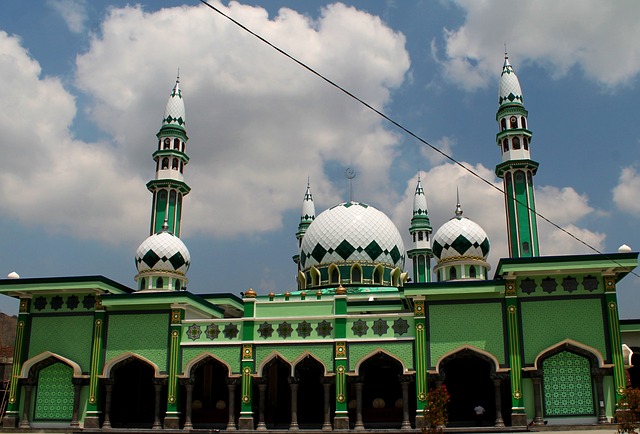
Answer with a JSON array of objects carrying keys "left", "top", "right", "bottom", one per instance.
[
  {"left": 152, "top": 379, "right": 163, "bottom": 429},
  {"left": 354, "top": 378, "right": 364, "bottom": 430},
  {"left": 492, "top": 376, "right": 505, "bottom": 427},
  {"left": 593, "top": 368, "right": 608, "bottom": 424},
  {"left": 164, "top": 309, "right": 184, "bottom": 429},
  {"left": 18, "top": 380, "right": 34, "bottom": 428},
  {"left": 289, "top": 377, "right": 300, "bottom": 430},
  {"left": 102, "top": 379, "right": 114, "bottom": 428},
  {"left": 505, "top": 281, "right": 527, "bottom": 426},
  {"left": 531, "top": 375, "right": 544, "bottom": 426},
  {"left": 333, "top": 291, "right": 349, "bottom": 429},
  {"left": 256, "top": 378, "right": 267, "bottom": 431},
  {"left": 181, "top": 379, "right": 194, "bottom": 430},
  {"left": 70, "top": 378, "right": 84, "bottom": 428},
  {"left": 400, "top": 375, "right": 412, "bottom": 430},
  {"left": 413, "top": 299, "right": 428, "bottom": 428},
  {"left": 227, "top": 378, "right": 238, "bottom": 431},
  {"left": 322, "top": 377, "right": 333, "bottom": 431},
  {"left": 85, "top": 308, "right": 106, "bottom": 428}
]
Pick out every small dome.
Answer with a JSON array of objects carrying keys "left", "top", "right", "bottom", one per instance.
[
  {"left": 498, "top": 55, "right": 523, "bottom": 106},
  {"left": 619, "top": 244, "right": 632, "bottom": 253},
  {"left": 299, "top": 201, "right": 405, "bottom": 271},
  {"left": 135, "top": 231, "right": 190, "bottom": 275},
  {"left": 432, "top": 208, "right": 490, "bottom": 262}
]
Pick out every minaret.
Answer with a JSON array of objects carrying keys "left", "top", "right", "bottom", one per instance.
[
  {"left": 147, "top": 76, "right": 191, "bottom": 237},
  {"left": 407, "top": 175, "right": 432, "bottom": 282},
  {"left": 495, "top": 53, "right": 540, "bottom": 258},
  {"left": 134, "top": 77, "right": 191, "bottom": 291},
  {"left": 293, "top": 180, "right": 315, "bottom": 270}
]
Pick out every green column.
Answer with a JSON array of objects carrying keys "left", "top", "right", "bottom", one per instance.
[
  {"left": 413, "top": 298, "right": 428, "bottom": 427},
  {"left": 238, "top": 295, "right": 256, "bottom": 430},
  {"left": 164, "top": 309, "right": 184, "bottom": 429},
  {"left": 2, "top": 298, "right": 31, "bottom": 428},
  {"left": 333, "top": 289, "right": 349, "bottom": 429},
  {"left": 84, "top": 306, "right": 106, "bottom": 428},
  {"left": 604, "top": 276, "right": 626, "bottom": 402},
  {"left": 505, "top": 281, "right": 527, "bottom": 426}
]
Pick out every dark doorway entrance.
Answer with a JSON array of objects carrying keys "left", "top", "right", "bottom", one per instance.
[
  {"left": 295, "top": 356, "right": 325, "bottom": 428},
  {"left": 629, "top": 350, "right": 640, "bottom": 388},
  {"left": 357, "top": 353, "right": 407, "bottom": 429},
  {"left": 262, "top": 357, "right": 292, "bottom": 429},
  {"left": 109, "top": 358, "right": 156, "bottom": 428},
  {"left": 190, "top": 358, "right": 232, "bottom": 428},
  {"left": 441, "top": 352, "right": 495, "bottom": 427}
]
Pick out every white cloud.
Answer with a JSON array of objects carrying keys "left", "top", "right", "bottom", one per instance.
[
  {"left": 421, "top": 136, "right": 455, "bottom": 166},
  {"left": 433, "top": 1, "right": 640, "bottom": 90},
  {"left": 74, "top": 2, "right": 410, "bottom": 239},
  {"left": 47, "top": 0, "right": 88, "bottom": 34},
  {"left": 613, "top": 167, "right": 640, "bottom": 215}
]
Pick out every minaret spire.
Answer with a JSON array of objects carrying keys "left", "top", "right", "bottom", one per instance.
[
  {"left": 147, "top": 76, "right": 191, "bottom": 236},
  {"left": 407, "top": 173, "right": 433, "bottom": 283},
  {"left": 495, "top": 53, "right": 540, "bottom": 257},
  {"left": 294, "top": 180, "right": 316, "bottom": 273}
]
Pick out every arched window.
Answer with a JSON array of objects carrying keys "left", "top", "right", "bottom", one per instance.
[
  {"left": 512, "top": 137, "right": 521, "bottom": 149},
  {"left": 449, "top": 267, "right": 457, "bottom": 280},
  {"left": 181, "top": 142, "right": 186, "bottom": 153},
  {"left": 173, "top": 138, "right": 180, "bottom": 150},
  {"left": 510, "top": 116, "right": 518, "bottom": 129},
  {"left": 502, "top": 139, "right": 508, "bottom": 152},
  {"left": 418, "top": 231, "right": 424, "bottom": 241},
  {"left": 469, "top": 265, "right": 476, "bottom": 278},
  {"left": 156, "top": 277, "right": 163, "bottom": 289},
  {"left": 412, "top": 233, "right": 416, "bottom": 242},
  {"left": 500, "top": 118, "right": 507, "bottom": 131},
  {"left": 157, "top": 140, "right": 162, "bottom": 151},
  {"left": 311, "top": 267, "right": 320, "bottom": 287},
  {"left": 180, "top": 162, "right": 184, "bottom": 173},
  {"left": 175, "top": 280, "right": 181, "bottom": 291},
  {"left": 523, "top": 137, "right": 529, "bottom": 150},
  {"left": 161, "top": 157, "right": 169, "bottom": 170},
  {"left": 374, "top": 267, "right": 383, "bottom": 285},
  {"left": 521, "top": 116, "right": 527, "bottom": 129},
  {"left": 139, "top": 278, "right": 146, "bottom": 290},
  {"left": 351, "top": 266, "right": 362, "bottom": 284},
  {"left": 330, "top": 267, "right": 340, "bottom": 285},
  {"left": 391, "top": 270, "right": 400, "bottom": 286},
  {"left": 172, "top": 158, "right": 179, "bottom": 170},
  {"left": 163, "top": 138, "right": 171, "bottom": 149}
]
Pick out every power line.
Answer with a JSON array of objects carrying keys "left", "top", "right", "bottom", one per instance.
[{"left": 197, "top": 0, "right": 638, "bottom": 279}]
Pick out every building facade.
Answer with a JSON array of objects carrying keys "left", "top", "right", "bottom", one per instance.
[{"left": 0, "top": 57, "right": 637, "bottom": 431}]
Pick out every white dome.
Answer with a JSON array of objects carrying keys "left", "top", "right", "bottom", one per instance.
[
  {"left": 135, "top": 231, "right": 190, "bottom": 274},
  {"left": 432, "top": 215, "right": 490, "bottom": 262},
  {"left": 499, "top": 56, "right": 523, "bottom": 106},
  {"left": 299, "top": 201, "right": 404, "bottom": 270}
]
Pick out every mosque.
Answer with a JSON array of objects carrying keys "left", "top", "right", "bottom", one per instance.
[{"left": 0, "top": 55, "right": 638, "bottom": 431}]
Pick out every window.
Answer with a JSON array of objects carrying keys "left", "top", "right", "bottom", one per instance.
[
  {"left": 502, "top": 139, "right": 508, "bottom": 152},
  {"left": 510, "top": 116, "right": 518, "bottom": 129},
  {"left": 501, "top": 118, "right": 507, "bottom": 131},
  {"left": 418, "top": 232, "right": 424, "bottom": 241},
  {"left": 161, "top": 157, "right": 169, "bottom": 170},
  {"left": 156, "top": 277, "right": 163, "bottom": 288},
  {"left": 172, "top": 158, "right": 179, "bottom": 170},
  {"left": 449, "top": 267, "right": 457, "bottom": 280},
  {"left": 173, "top": 138, "right": 180, "bottom": 150},
  {"left": 512, "top": 137, "right": 521, "bottom": 149},
  {"left": 157, "top": 140, "right": 162, "bottom": 151},
  {"left": 469, "top": 265, "right": 476, "bottom": 278},
  {"left": 139, "top": 278, "right": 146, "bottom": 290},
  {"left": 521, "top": 116, "right": 527, "bottom": 129},
  {"left": 175, "top": 280, "right": 181, "bottom": 291},
  {"left": 164, "top": 138, "right": 171, "bottom": 149},
  {"left": 180, "top": 162, "right": 184, "bottom": 173},
  {"left": 374, "top": 267, "right": 383, "bottom": 284},
  {"left": 412, "top": 233, "right": 416, "bottom": 242},
  {"left": 351, "top": 266, "right": 362, "bottom": 284},
  {"left": 330, "top": 267, "right": 339, "bottom": 284},
  {"left": 523, "top": 137, "right": 529, "bottom": 150}
]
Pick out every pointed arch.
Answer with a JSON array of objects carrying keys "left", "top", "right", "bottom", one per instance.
[
  {"left": 256, "top": 351, "right": 293, "bottom": 377},
  {"left": 373, "top": 265, "right": 384, "bottom": 285},
  {"left": 529, "top": 339, "right": 606, "bottom": 370},
  {"left": 329, "top": 265, "right": 340, "bottom": 285},
  {"left": 297, "top": 271, "right": 307, "bottom": 289},
  {"left": 353, "top": 348, "right": 410, "bottom": 376},
  {"left": 291, "top": 351, "right": 330, "bottom": 377},
  {"left": 310, "top": 267, "right": 320, "bottom": 287},
  {"left": 181, "top": 352, "right": 237, "bottom": 379},
  {"left": 391, "top": 267, "right": 402, "bottom": 286},
  {"left": 102, "top": 352, "right": 163, "bottom": 378},
  {"left": 434, "top": 345, "right": 505, "bottom": 374},
  {"left": 351, "top": 264, "right": 362, "bottom": 284},
  {"left": 20, "top": 351, "right": 85, "bottom": 379}
]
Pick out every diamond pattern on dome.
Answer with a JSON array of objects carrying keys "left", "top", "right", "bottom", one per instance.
[
  {"left": 432, "top": 216, "right": 490, "bottom": 261},
  {"left": 389, "top": 246, "right": 402, "bottom": 264},
  {"left": 311, "top": 244, "right": 327, "bottom": 263},
  {"left": 169, "top": 252, "right": 186, "bottom": 269},
  {"left": 450, "top": 235, "right": 473, "bottom": 255},
  {"left": 365, "top": 241, "right": 383, "bottom": 261},
  {"left": 163, "top": 81, "right": 186, "bottom": 127},
  {"left": 335, "top": 240, "right": 356, "bottom": 260},
  {"left": 142, "top": 250, "right": 161, "bottom": 269},
  {"left": 499, "top": 59, "right": 523, "bottom": 106},
  {"left": 135, "top": 231, "right": 191, "bottom": 274}
]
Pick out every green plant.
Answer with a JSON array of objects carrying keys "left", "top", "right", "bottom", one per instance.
[
  {"left": 423, "top": 385, "right": 450, "bottom": 434},
  {"left": 618, "top": 387, "right": 640, "bottom": 434}
]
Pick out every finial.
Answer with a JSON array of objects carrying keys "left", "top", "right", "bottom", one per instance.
[
  {"left": 504, "top": 43, "right": 508, "bottom": 59},
  {"left": 307, "top": 176, "right": 310, "bottom": 188},
  {"left": 455, "top": 188, "right": 463, "bottom": 217},
  {"left": 162, "top": 218, "right": 169, "bottom": 232},
  {"left": 345, "top": 168, "right": 356, "bottom": 202},
  {"left": 176, "top": 67, "right": 180, "bottom": 83}
]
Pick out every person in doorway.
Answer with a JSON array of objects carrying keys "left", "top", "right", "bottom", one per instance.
[{"left": 474, "top": 404, "right": 485, "bottom": 426}]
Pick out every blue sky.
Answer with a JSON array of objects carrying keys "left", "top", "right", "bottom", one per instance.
[{"left": 1, "top": 1, "right": 640, "bottom": 317}]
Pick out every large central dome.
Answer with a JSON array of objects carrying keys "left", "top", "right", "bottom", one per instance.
[{"left": 299, "top": 201, "right": 405, "bottom": 271}]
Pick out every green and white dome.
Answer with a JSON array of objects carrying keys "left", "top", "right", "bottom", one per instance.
[
  {"left": 498, "top": 55, "right": 523, "bottom": 106},
  {"left": 135, "top": 230, "right": 191, "bottom": 275},
  {"left": 299, "top": 201, "right": 405, "bottom": 271}
]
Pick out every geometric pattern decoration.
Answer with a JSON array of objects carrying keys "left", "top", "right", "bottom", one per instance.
[
  {"left": 277, "top": 322, "right": 293, "bottom": 339},
  {"left": 352, "top": 319, "right": 369, "bottom": 337},
  {"left": 296, "top": 321, "right": 312, "bottom": 338},
  {"left": 392, "top": 318, "right": 410, "bottom": 335},
  {"left": 542, "top": 351, "right": 594, "bottom": 416},
  {"left": 372, "top": 319, "right": 389, "bottom": 336},
  {"left": 50, "top": 295, "right": 63, "bottom": 311},
  {"left": 520, "top": 278, "right": 536, "bottom": 295},
  {"left": 562, "top": 277, "right": 578, "bottom": 293},
  {"left": 205, "top": 324, "right": 220, "bottom": 340},
  {"left": 258, "top": 322, "right": 273, "bottom": 339},
  {"left": 162, "top": 80, "right": 186, "bottom": 128},
  {"left": 34, "top": 363, "right": 74, "bottom": 420},
  {"left": 135, "top": 231, "right": 191, "bottom": 274},
  {"left": 187, "top": 324, "right": 202, "bottom": 341},
  {"left": 316, "top": 320, "right": 333, "bottom": 338},
  {"left": 82, "top": 295, "right": 96, "bottom": 310},
  {"left": 299, "top": 201, "right": 405, "bottom": 270},
  {"left": 223, "top": 323, "right": 239, "bottom": 340},
  {"left": 34, "top": 296, "right": 47, "bottom": 311},
  {"left": 582, "top": 275, "right": 599, "bottom": 292},
  {"left": 432, "top": 214, "right": 490, "bottom": 261},
  {"left": 541, "top": 277, "right": 557, "bottom": 294},
  {"left": 499, "top": 57, "right": 523, "bottom": 107}
]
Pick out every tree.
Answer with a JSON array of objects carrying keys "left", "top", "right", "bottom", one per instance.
[{"left": 423, "top": 385, "right": 450, "bottom": 434}]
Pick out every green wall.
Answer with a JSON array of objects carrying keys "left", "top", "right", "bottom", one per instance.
[
  {"left": 29, "top": 315, "right": 94, "bottom": 372},
  {"left": 181, "top": 346, "right": 241, "bottom": 374},
  {"left": 349, "top": 341, "right": 414, "bottom": 372}
]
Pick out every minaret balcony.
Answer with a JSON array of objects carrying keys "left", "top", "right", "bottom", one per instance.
[
  {"left": 156, "top": 169, "right": 184, "bottom": 182},
  {"left": 495, "top": 159, "right": 539, "bottom": 178}
]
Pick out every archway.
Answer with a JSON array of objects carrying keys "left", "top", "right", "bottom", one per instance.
[
  {"left": 261, "top": 357, "right": 291, "bottom": 429},
  {"left": 189, "top": 357, "right": 234, "bottom": 428},
  {"left": 540, "top": 350, "right": 595, "bottom": 417},
  {"left": 295, "top": 355, "right": 325, "bottom": 428},
  {"left": 109, "top": 357, "right": 157, "bottom": 428},
  {"left": 33, "top": 361, "right": 75, "bottom": 423},
  {"left": 629, "top": 349, "right": 640, "bottom": 388},
  {"left": 357, "top": 353, "right": 406, "bottom": 428},
  {"left": 440, "top": 351, "right": 495, "bottom": 427}
]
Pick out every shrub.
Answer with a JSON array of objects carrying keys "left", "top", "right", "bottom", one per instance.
[{"left": 423, "top": 385, "right": 450, "bottom": 434}]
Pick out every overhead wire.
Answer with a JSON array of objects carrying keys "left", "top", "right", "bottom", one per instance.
[{"left": 197, "top": 0, "right": 639, "bottom": 279}]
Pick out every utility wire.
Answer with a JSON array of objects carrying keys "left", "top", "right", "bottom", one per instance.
[{"left": 198, "top": 0, "right": 639, "bottom": 279}]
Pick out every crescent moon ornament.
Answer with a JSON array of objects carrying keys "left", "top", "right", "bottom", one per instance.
[{"left": 345, "top": 168, "right": 356, "bottom": 179}]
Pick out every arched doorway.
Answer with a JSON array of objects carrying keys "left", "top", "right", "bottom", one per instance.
[
  {"left": 440, "top": 351, "right": 495, "bottom": 427},
  {"left": 357, "top": 353, "right": 407, "bottom": 429},
  {"left": 261, "top": 357, "right": 291, "bottom": 429},
  {"left": 109, "top": 358, "right": 157, "bottom": 428},
  {"left": 32, "top": 361, "right": 75, "bottom": 423},
  {"left": 295, "top": 356, "right": 325, "bottom": 428},
  {"left": 540, "top": 350, "right": 595, "bottom": 418},
  {"left": 629, "top": 349, "right": 640, "bottom": 388},
  {"left": 189, "top": 357, "right": 234, "bottom": 428}
]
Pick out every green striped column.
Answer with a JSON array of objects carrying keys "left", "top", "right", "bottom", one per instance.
[
  {"left": 2, "top": 298, "right": 31, "bottom": 427},
  {"left": 604, "top": 277, "right": 626, "bottom": 402},
  {"left": 164, "top": 309, "right": 184, "bottom": 428},
  {"left": 238, "top": 294, "right": 256, "bottom": 430},
  {"left": 413, "top": 299, "right": 428, "bottom": 426},
  {"left": 84, "top": 308, "right": 106, "bottom": 428},
  {"left": 505, "top": 281, "right": 527, "bottom": 426},
  {"left": 334, "top": 289, "right": 349, "bottom": 429}
]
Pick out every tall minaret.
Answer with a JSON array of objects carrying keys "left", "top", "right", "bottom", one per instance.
[
  {"left": 407, "top": 175, "right": 432, "bottom": 282},
  {"left": 495, "top": 53, "right": 540, "bottom": 258},
  {"left": 293, "top": 180, "right": 315, "bottom": 270},
  {"left": 147, "top": 76, "right": 191, "bottom": 237},
  {"left": 134, "top": 77, "right": 191, "bottom": 291}
]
